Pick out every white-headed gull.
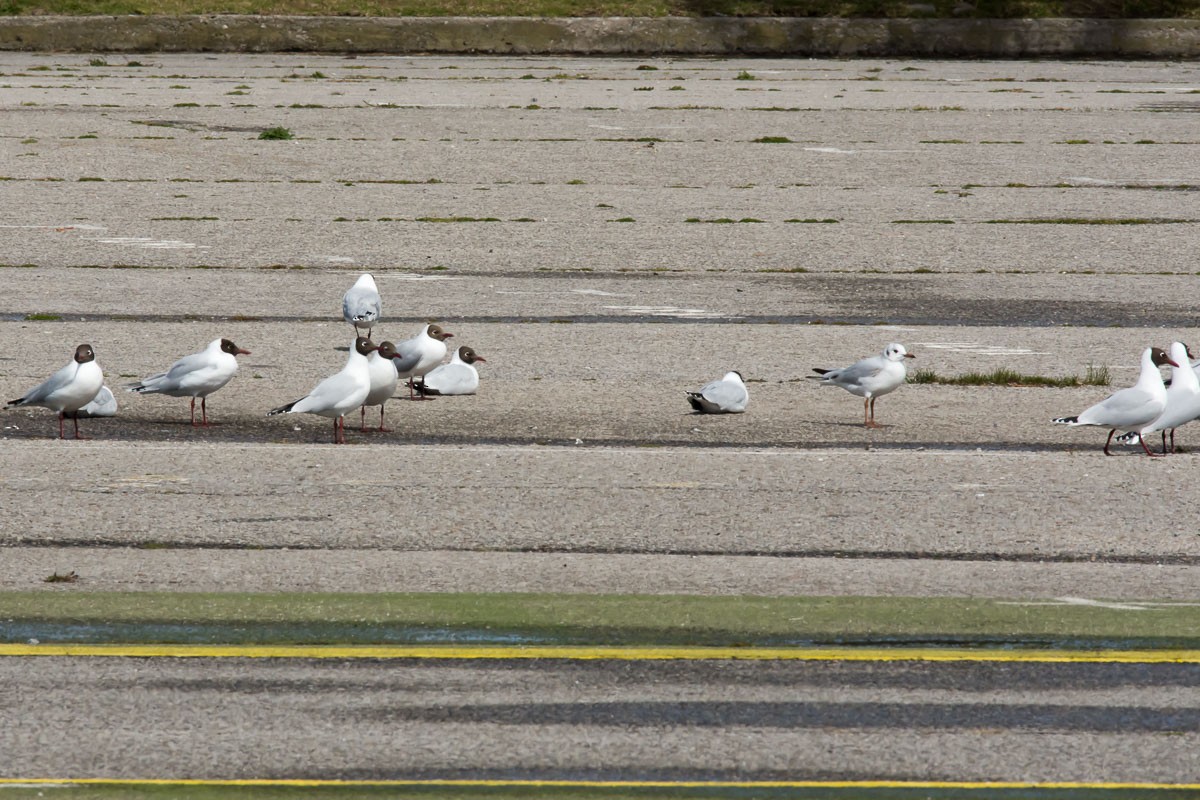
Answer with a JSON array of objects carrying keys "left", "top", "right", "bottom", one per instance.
[
  {"left": 391, "top": 323, "right": 454, "bottom": 400},
  {"left": 66, "top": 385, "right": 118, "bottom": 419},
  {"left": 361, "top": 340, "right": 400, "bottom": 432},
  {"left": 417, "top": 345, "right": 487, "bottom": 397},
  {"left": 126, "top": 338, "right": 250, "bottom": 426},
  {"left": 6, "top": 343, "right": 104, "bottom": 439},
  {"left": 343, "top": 273, "right": 381, "bottom": 336},
  {"left": 1054, "top": 345, "right": 1176, "bottom": 456},
  {"left": 686, "top": 370, "right": 748, "bottom": 414},
  {"left": 1115, "top": 342, "right": 1200, "bottom": 455},
  {"left": 812, "top": 342, "right": 914, "bottom": 428},
  {"left": 268, "top": 336, "right": 378, "bottom": 444}
]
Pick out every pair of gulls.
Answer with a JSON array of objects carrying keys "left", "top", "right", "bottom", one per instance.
[
  {"left": 687, "top": 343, "right": 915, "bottom": 427},
  {"left": 4, "top": 339, "right": 251, "bottom": 439},
  {"left": 1055, "top": 343, "right": 1200, "bottom": 456}
]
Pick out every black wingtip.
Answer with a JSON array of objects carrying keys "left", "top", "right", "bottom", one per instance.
[
  {"left": 1052, "top": 416, "right": 1079, "bottom": 425},
  {"left": 686, "top": 393, "right": 703, "bottom": 411},
  {"left": 811, "top": 368, "right": 832, "bottom": 376},
  {"left": 267, "top": 401, "right": 298, "bottom": 416}
]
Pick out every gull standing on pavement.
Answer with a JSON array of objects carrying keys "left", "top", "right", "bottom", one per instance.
[
  {"left": 811, "top": 343, "right": 914, "bottom": 428},
  {"left": 686, "top": 370, "right": 749, "bottom": 414},
  {"left": 391, "top": 323, "right": 454, "bottom": 400},
  {"left": 417, "top": 345, "right": 487, "bottom": 397},
  {"left": 361, "top": 340, "right": 400, "bottom": 432},
  {"left": 5, "top": 343, "right": 104, "bottom": 439},
  {"left": 1053, "top": 346, "right": 1175, "bottom": 456},
  {"left": 268, "top": 336, "right": 378, "bottom": 444},
  {"left": 126, "top": 338, "right": 251, "bottom": 426},
  {"left": 342, "top": 273, "right": 382, "bottom": 337}
]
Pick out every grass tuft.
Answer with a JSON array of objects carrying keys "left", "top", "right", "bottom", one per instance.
[
  {"left": 909, "top": 367, "right": 1111, "bottom": 388},
  {"left": 258, "top": 126, "right": 294, "bottom": 140}
]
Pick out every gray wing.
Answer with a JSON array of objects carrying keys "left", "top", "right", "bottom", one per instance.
[
  {"left": 824, "top": 356, "right": 884, "bottom": 386},
  {"left": 133, "top": 350, "right": 208, "bottom": 392},
  {"left": 423, "top": 363, "right": 476, "bottom": 395},
  {"left": 700, "top": 378, "right": 747, "bottom": 411},
  {"left": 1086, "top": 387, "right": 1159, "bottom": 421},
  {"left": 389, "top": 338, "right": 423, "bottom": 375},
  {"left": 343, "top": 286, "right": 381, "bottom": 325},
  {"left": 12, "top": 361, "right": 74, "bottom": 405}
]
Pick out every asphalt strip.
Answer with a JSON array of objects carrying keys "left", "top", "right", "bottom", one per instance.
[{"left": 3, "top": 643, "right": 1200, "bottom": 663}]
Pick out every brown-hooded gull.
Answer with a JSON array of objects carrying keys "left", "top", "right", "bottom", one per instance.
[
  {"left": 417, "top": 345, "right": 487, "bottom": 397},
  {"left": 268, "top": 336, "right": 378, "bottom": 444},
  {"left": 6, "top": 344, "right": 104, "bottom": 439},
  {"left": 391, "top": 323, "right": 454, "bottom": 400},
  {"left": 127, "top": 338, "right": 250, "bottom": 427},
  {"left": 361, "top": 340, "right": 400, "bottom": 432}
]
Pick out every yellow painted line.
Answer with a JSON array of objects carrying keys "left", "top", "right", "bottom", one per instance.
[
  {"left": 0, "top": 643, "right": 1199, "bottom": 663},
  {"left": 5, "top": 778, "right": 1200, "bottom": 790}
]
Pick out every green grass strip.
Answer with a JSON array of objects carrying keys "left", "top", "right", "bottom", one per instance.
[{"left": 2, "top": 592, "right": 1199, "bottom": 649}]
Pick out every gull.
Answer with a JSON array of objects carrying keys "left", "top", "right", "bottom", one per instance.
[
  {"left": 361, "top": 340, "right": 400, "bottom": 432},
  {"left": 391, "top": 323, "right": 454, "bottom": 400},
  {"left": 417, "top": 345, "right": 487, "bottom": 397},
  {"left": 686, "top": 370, "right": 748, "bottom": 414},
  {"left": 126, "top": 338, "right": 250, "bottom": 426},
  {"left": 811, "top": 343, "right": 914, "bottom": 428},
  {"left": 1053, "top": 346, "right": 1176, "bottom": 456},
  {"left": 1115, "top": 342, "right": 1200, "bottom": 454},
  {"left": 6, "top": 344, "right": 104, "bottom": 439},
  {"left": 268, "top": 336, "right": 378, "bottom": 444},
  {"left": 66, "top": 385, "right": 118, "bottom": 419},
  {"left": 342, "top": 273, "right": 381, "bottom": 336}
]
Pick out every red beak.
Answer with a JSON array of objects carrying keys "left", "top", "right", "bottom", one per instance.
[
  {"left": 237, "top": 348, "right": 251, "bottom": 356},
  {"left": 1167, "top": 358, "right": 1181, "bottom": 368},
  {"left": 905, "top": 353, "right": 916, "bottom": 359}
]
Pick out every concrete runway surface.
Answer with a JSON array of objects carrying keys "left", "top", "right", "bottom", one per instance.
[
  {"left": 0, "top": 657, "right": 1197, "bottom": 783},
  {"left": 2, "top": 53, "right": 1200, "bottom": 786}
]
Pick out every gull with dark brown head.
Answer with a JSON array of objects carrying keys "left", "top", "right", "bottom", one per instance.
[
  {"left": 391, "top": 323, "right": 454, "bottom": 400},
  {"left": 268, "top": 336, "right": 378, "bottom": 444},
  {"left": 417, "top": 345, "right": 487, "bottom": 397},
  {"left": 6, "top": 344, "right": 104, "bottom": 439},
  {"left": 361, "top": 340, "right": 400, "bottom": 432},
  {"left": 127, "top": 338, "right": 250, "bottom": 426}
]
